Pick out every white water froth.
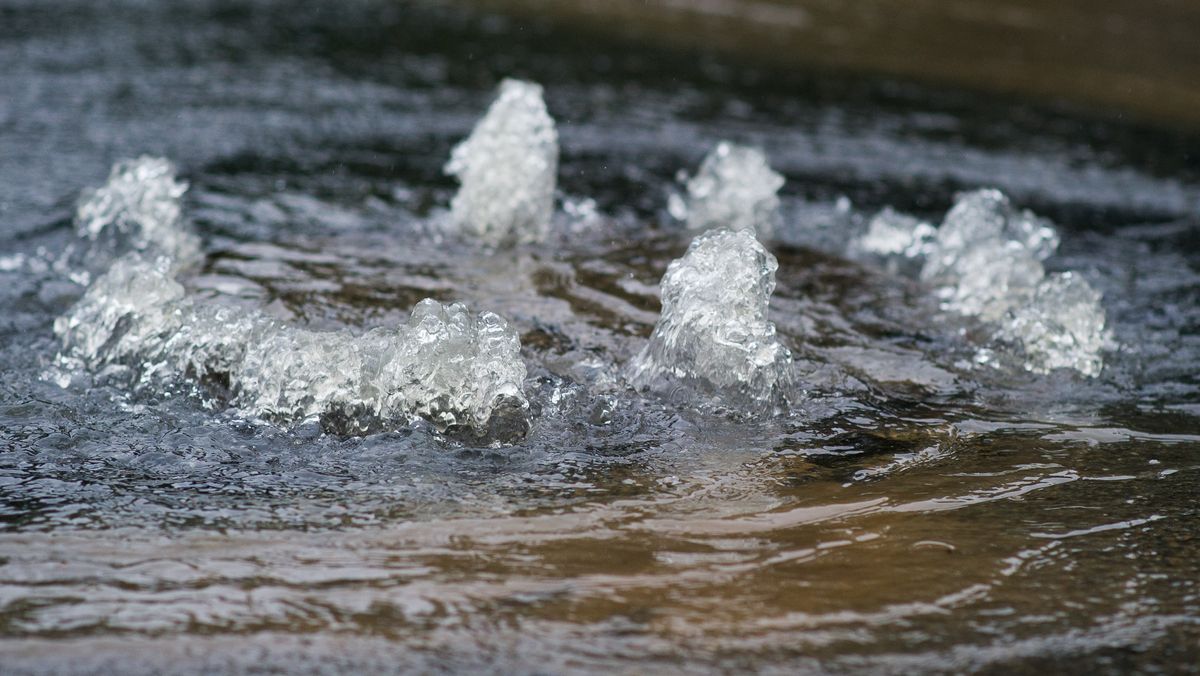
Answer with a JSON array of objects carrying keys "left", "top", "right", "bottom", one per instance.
[
  {"left": 921, "top": 189, "right": 1060, "bottom": 321},
  {"left": 55, "top": 159, "right": 530, "bottom": 440},
  {"left": 444, "top": 79, "right": 559, "bottom": 246},
  {"left": 993, "top": 272, "right": 1108, "bottom": 376},
  {"left": 853, "top": 189, "right": 1110, "bottom": 376},
  {"left": 75, "top": 156, "right": 203, "bottom": 268},
  {"left": 851, "top": 207, "right": 937, "bottom": 276},
  {"left": 628, "top": 228, "right": 793, "bottom": 412},
  {"left": 671, "top": 142, "right": 784, "bottom": 239}
]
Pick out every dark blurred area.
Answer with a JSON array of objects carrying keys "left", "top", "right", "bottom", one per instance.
[{"left": 465, "top": 0, "right": 1200, "bottom": 132}]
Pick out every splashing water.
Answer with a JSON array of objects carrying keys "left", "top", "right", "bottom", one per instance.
[
  {"left": 54, "top": 161, "right": 529, "bottom": 441},
  {"left": 53, "top": 253, "right": 187, "bottom": 370},
  {"left": 628, "top": 228, "right": 793, "bottom": 413},
  {"left": 848, "top": 189, "right": 1110, "bottom": 376},
  {"left": 53, "top": 79, "right": 564, "bottom": 439},
  {"left": 672, "top": 141, "right": 784, "bottom": 239},
  {"left": 74, "top": 156, "right": 202, "bottom": 268},
  {"left": 851, "top": 207, "right": 937, "bottom": 276},
  {"left": 921, "top": 189, "right": 1061, "bottom": 320},
  {"left": 444, "top": 78, "right": 559, "bottom": 246},
  {"left": 994, "top": 272, "right": 1110, "bottom": 376}
]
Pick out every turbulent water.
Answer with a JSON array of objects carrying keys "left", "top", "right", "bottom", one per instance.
[{"left": 2, "top": 1, "right": 1199, "bottom": 673}]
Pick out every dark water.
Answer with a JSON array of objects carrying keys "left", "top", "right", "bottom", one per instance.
[{"left": 1, "top": 1, "right": 1199, "bottom": 673}]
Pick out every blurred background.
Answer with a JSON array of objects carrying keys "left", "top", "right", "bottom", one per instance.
[{"left": 466, "top": 0, "right": 1200, "bottom": 132}]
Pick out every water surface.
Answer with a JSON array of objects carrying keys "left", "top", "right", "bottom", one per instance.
[{"left": 1, "top": 1, "right": 1198, "bottom": 673}]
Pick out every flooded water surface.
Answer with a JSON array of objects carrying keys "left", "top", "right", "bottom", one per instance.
[{"left": 1, "top": 1, "right": 1198, "bottom": 673}]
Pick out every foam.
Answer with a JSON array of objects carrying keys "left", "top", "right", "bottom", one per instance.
[
  {"left": 675, "top": 142, "right": 784, "bottom": 239},
  {"left": 75, "top": 156, "right": 202, "bottom": 268},
  {"left": 444, "top": 79, "right": 559, "bottom": 246},
  {"left": 55, "top": 159, "right": 530, "bottom": 441},
  {"left": 628, "top": 228, "right": 793, "bottom": 412}
]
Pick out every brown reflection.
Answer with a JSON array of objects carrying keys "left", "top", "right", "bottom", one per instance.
[{"left": 464, "top": 0, "right": 1200, "bottom": 131}]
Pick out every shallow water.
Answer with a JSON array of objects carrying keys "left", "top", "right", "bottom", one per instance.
[{"left": 2, "top": 1, "right": 1199, "bottom": 673}]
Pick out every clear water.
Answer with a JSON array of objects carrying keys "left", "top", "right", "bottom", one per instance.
[{"left": 1, "top": 1, "right": 1199, "bottom": 673}]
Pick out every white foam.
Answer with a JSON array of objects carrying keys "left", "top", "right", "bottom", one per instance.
[
  {"left": 852, "top": 207, "right": 937, "bottom": 275},
  {"left": 75, "top": 156, "right": 202, "bottom": 267},
  {"left": 56, "top": 253, "right": 529, "bottom": 439},
  {"left": 444, "top": 79, "right": 559, "bottom": 246},
  {"left": 848, "top": 189, "right": 1110, "bottom": 376},
  {"left": 997, "top": 272, "right": 1110, "bottom": 377},
  {"left": 676, "top": 142, "right": 784, "bottom": 238},
  {"left": 55, "top": 160, "right": 530, "bottom": 441},
  {"left": 628, "top": 228, "right": 793, "bottom": 412}
]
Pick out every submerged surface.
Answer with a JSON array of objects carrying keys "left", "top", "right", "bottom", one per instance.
[{"left": 1, "top": 1, "right": 1199, "bottom": 673}]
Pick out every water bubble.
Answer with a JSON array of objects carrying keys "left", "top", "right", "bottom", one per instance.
[
  {"left": 444, "top": 79, "right": 559, "bottom": 246},
  {"left": 628, "top": 228, "right": 794, "bottom": 413}
]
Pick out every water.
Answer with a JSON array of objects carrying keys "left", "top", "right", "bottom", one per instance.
[
  {"left": 2, "top": 1, "right": 1199, "bottom": 673},
  {"left": 444, "top": 78, "right": 558, "bottom": 246},
  {"left": 628, "top": 227, "right": 794, "bottom": 413},
  {"left": 673, "top": 141, "right": 784, "bottom": 238}
]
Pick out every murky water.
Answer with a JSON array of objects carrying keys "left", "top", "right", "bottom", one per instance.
[{"left": 2, "top": 1, "right": 1199, "bottom": 673}]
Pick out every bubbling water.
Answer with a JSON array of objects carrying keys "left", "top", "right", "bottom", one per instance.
[
  {"left": 671, "top": 141, "right": 784, "bottom": 239},
  {"left": 628, "top": 228, "right": 794, "bottom": 413},
  {"left": 850, "top": 189, "right": 1111, "bottom": 376},
  {"left": 993, "top": 271, "right": 1109, "bottom": 376},
  {"left": 50, "top": 79, "right": 1114, "bottom": 445},
  {"left": 921, "top": 189, "right": 1061, "bottom": 321},
  {"left": 54, "top": 160, "right": 530, "bottom": 442},
  {"left": 444, "top": 78, "right": 559, "bottom": 246},
  {"left": 74, "top": 156, "right": 203, "bottom": 269},
  {"left": 850, "top": 207, "right": 937, "bottom": 277}
]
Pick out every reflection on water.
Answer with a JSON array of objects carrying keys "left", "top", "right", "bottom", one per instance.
[
  {"left": 1, "top": 0, "right": 1199, "bottom": 672},
  {"left": 2, "top": 428, "right": 1198, "bottom": 672},
  {"left": 469, "top": 0, "right": 1200, "bottom": 131}
]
